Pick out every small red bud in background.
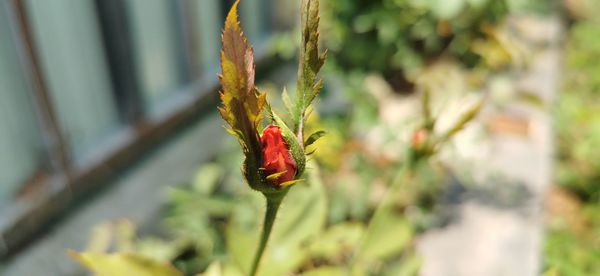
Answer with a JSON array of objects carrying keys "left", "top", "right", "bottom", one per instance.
[
  {"left": 411, "top": 128, "right": 428, "bottom": 151},
  {"left": 261, "top": 125, "right": 297, "bottom": 186}
]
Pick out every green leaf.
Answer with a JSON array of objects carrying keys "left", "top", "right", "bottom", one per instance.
[
  {"left": 226, "top": 162, "right": 327, "bottom": 275},
  {"left": 200, "top": 261, "right": 245, "bottom": 276},
  {"left": 302, "top": 266, "right": 347, "bottom": 276},
  {"left": 429, "top": 0, "right": 466, "bottom": 19},
  {"left": 281, "top": 87, "right": 294, "bottom": 116},
  {"left": 386, "top": 253, "right": 423, "bottom": 276},
  {"left": 192, "top": 163, "right": 224, "bottom": 194},
  {"left": 293, "top": 0, "right": 327, "bottom": 133},
  {"left": 307, "top": 223, "right": 364, "bottom": 260},
  {"left": 271, "top": 164, "right": 327, "bottom": 247},
  {"left": 305, "top": 130, "right": 326, "bottom": 147},
  {"left": 69, "top": 251, "right": 182, "bottom": 276},
  {"left": 357, "top": 209, "right": 413, "bottom": 262},
  {"left": 225, "top": 193, "right": 263, "bottom": 274}
]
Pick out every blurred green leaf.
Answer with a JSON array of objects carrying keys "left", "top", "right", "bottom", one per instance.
[
  {"left": 70, "top": 251, "right": 182, "bottom": 276},
  {"left": 226, "top": 163, "right": 327, "bottom": 275},
  {"left": 303, "top": 266, "right": 347, "bottom": 276},
  {"left": 307, "top": 222, "right": 364, "bottom": 259},
  {"left": 386, "top": 253, "right": 423, "bottom": 276},
  {"left": 199, "top": 261, "right": 245, "bottom": 276},
  {"left": 429, "top": 0, "right": 466, "bottom": 19},
  {"left": 192, "top": 163, "right": 224, "bottom": 194},
  {"left": 358, "top": 209, "right": 413, "bottom": 261}
]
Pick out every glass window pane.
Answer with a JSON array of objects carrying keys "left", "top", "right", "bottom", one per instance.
[
  {"left": 25, "top": 0, "right": 120, "bottom": 159},
  {"left": 126, "top": 0, "right": 185, "bottom": 111},
  {"left": 239, "top": 0, "right": 265, "bottom": 42},
  {"left": 190, "top": 0, "right": 222, "bottom": 77},
  {"left": 190, "top": 0, "right": 269, "bottom": 80},
  {"left": 0, "top": 5, "right": 43, "bottom": 203}
]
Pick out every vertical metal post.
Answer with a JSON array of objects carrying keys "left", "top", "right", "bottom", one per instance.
[{"left": 6, "top": 0, "right": 73, "bottom": 181}]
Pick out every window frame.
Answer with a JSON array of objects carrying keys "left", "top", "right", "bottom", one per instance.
[{"left": 0, "top": 0, "right": 282, "bottom": 258}]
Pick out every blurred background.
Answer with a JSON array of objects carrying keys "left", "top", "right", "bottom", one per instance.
[{"left": 0, "top": 0, "right": 598, "bottom": 275}]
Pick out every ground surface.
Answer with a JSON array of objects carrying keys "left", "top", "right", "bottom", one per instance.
[{"left": 417, "top": 16, "right": 562, "bottom": 276}]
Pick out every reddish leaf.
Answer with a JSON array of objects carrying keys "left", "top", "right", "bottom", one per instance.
[{"left": 218, "top": 0, "right": 265, "bottom": 158}]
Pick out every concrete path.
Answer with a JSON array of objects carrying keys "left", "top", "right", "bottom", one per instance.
[{"left": 417, "top": 16, "right": 562, "bottom": 276}]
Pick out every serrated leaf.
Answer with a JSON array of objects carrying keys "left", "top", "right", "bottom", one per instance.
[
  {"left": 293, "top": 0, "right": 327, "bottom": 134},
  {"left": 305, "top": 130, "right": 326, "bottom": 147},
  {"left": 218, "top": 1, "right": 267, "bottom": 191},
  {"left": 218, "top": 2, "right": 263, "bottom": 162}
]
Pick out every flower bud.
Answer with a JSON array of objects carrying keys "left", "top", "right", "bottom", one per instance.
[
  {"left": 411, "top": 128, "right": 428, "bottom": 151},
  {"left": 261, "top": 125, "right": 297, "bottom": 186}
]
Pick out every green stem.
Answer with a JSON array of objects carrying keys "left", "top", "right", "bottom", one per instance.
[
  {"left": 351, "top": 150, "right": 419, "bottom": 268},
  {"left": 250, "top": 192, "right": 286, "bottom": 276}
]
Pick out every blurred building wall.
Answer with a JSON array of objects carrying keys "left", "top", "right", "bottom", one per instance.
[{"left": 0, "top": 0, "right": 288, "bottom": 258}]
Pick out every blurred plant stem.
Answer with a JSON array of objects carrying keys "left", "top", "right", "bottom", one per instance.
[
  {"left": 351, "top": 150, "right": 419, "bottom": 270},
  {"left": 250, "top": 190, "right": 288, "bottom": 276}
]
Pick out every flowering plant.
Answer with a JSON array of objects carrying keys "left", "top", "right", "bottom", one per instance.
[{"left": 218, "top": 0, "right": 326, "bottom": 274}]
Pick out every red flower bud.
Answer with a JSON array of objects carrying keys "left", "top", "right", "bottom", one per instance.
[
  {"left": 411, "top": 128, "right": 428, "bottom": 150},
  {"left": 261, "top": 125, "right": 297, "bottom": 186}
]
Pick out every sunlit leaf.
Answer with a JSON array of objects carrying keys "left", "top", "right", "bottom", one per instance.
[
  {"left": 218, "top": 0, "right": 265, "bottom": 188},
  {"left": 69, "top": 251, "right": 182, "bottom": 276}
]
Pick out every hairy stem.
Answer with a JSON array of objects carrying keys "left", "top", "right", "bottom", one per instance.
[{"left": 250, "top": 192, "right": 286, "bottom": 276}]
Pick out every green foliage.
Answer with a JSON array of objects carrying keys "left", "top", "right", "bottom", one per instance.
[
  {"left": 545, "top": 13, "right": 600, "bottom": 275},
  {"left": 293, "top": 0, "right": 327, "bottom": 134},
  {"left": 555, "top": 21, "right": 600, "bottom": 202},
  {"left": 70, "top": 251, "right": 182, "bottom": 276},
  {"left": 544, "top": 204, "right": 600, "bottom": 275},
  {"left": 72, "top": 0, "right": 505, "bottom": 274},
  {"left": 322, "top": 0, "right": 510, "bottom": 76},
  {"left": 304, "top": 130, "right": 326, "bottom": 147}
]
